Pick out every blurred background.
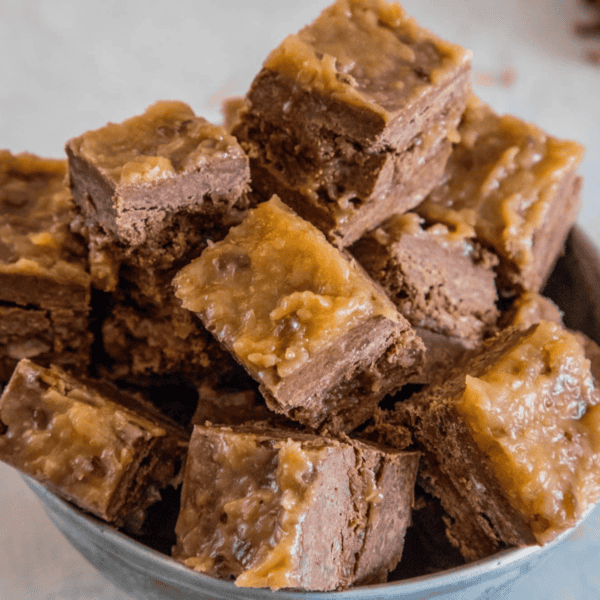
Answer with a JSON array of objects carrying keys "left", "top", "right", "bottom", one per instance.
[{"left": 1, "top": 0, "right": 600, "bottom": 598}]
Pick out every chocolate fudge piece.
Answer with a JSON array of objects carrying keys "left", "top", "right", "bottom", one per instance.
[
  {"left": 66, "top": 101, "right": 250, "bottom": 292},
  {"left": 352, "top": 212, "right": 500, "bottom": 383},
  {"left": 173, "top": 424, "right": 419, "bottom": 590},
  {"left": 234, "top": 0, "right": 471, "bottom": 246},
  {"left": 0, "top": 359, "right": 188, "bottom": 530},
  {"left": 388, "top": 321, "right": 600, "bottom": 560},
  {"left": 173, "top": 196, "right": 424, "bottom": 432},
  {"left": 192, "top": 377, "right": 285, "bottom": 427},
  {"left": 416, "top": 95, "right": 584, "bottom": 294},
  {"left": 246, "top": 138, "right": 453, "bottom": 248},
  {"left": 499, "top": 291, "right": 563, "bottom": 331},
  {"left": 0, "top": 151, "right": 92, "bottom": 381},
  {"left": 67, "top": 100, "right": 250, "bottom": 247},
  {"left": 498, "top": 291, "right": 600, "bottom": 383},
  {"left": 100, "top": 294, "right": 239, "bottom": 381},
  {"left": 0, "top": 151, "right": 90, "bottom": 310},
  {"left": 352, "top": 212, "right": 499, "bottom": 341},
  {"left": 0, "top": 306, "right": 91, "bottom": 383}
]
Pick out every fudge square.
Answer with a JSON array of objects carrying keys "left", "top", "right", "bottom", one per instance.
[
  {"left": 100, "top": 293, "right": 240, "bottom": 381},
  {"left": 0, "top": 359, "right": 189, "bottom": 530},
  {"left": 173, "top": 196, "right": 424, "bottom": 432},
  {"left": 234, "top": 0, "right": 471, "bottom": 246},
  {"left": 0, "top": 306, "right": 91, "bottom": 384},
  {"left": 66, "top": 100, "right": 250, "bottom": 289},
  {"left": 0, "top": 151, "right": 90, "bottom": 311},
  {"left": 389, "top": 321, "right": 600, "bottom": 560},
  {"left": 416, "top": 95, "right": 584, "bottom": 294},
  {"left": 173, "top": 424, "right": 420, "bottom": 590},
  {"left": 351, "top": 212, "right": 499, "bottom": 381},
  {"left": 352, "top": 213, "right": 499, "bottom": 342},
  {"left": 0, "top": 151, "right": 92, "bottom": 380}
]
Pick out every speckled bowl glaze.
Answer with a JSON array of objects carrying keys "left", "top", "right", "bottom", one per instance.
[{"left": 22, "top": 227, "right": 600, "bottom": 600}]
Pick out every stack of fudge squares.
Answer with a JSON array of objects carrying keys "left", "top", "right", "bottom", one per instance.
[{"left": 1, "top": 0, "right": 600, "bottom": 591}]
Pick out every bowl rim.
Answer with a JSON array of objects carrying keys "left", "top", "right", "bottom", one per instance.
[{"left": 23, "top": 474, "right": 585, "bottom": 599}]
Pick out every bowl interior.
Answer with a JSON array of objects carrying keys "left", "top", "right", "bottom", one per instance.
[{"left": 21, "top": 227, "right": 600, "bottom": 600}]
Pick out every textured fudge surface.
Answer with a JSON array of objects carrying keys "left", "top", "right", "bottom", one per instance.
[
  {"left": 245, "top": 134, "right": 453, "bottom": 248},
  {"left": 66, "top": 100, "right": 250, "bottom": 247},
  {"left": 352, "top": 212, "right": 499, "bottom": 342},
  {"left": 416, "top": 96, "right": 584, "bottom": 293},
  {"left": 500, "top": 292, "right": 600, "bottom": 383},
  {"left": 499, "top": 291, "right": 564, "bottom": 331},
  {"left": 101, "top": 295, "right": 239, "bottom": 381},
  {"left": 392, "top": 322, "right": 600, "bottom": 559},
  {"left": 250, "top": 0, "right": 471, "bottom": 149},
  {"left": 409, "top": 326, "right": 476, "bottom": 385},
  {"left": 0, "top": 359, "right": 188, "bottom": 529},
  {"left": 192, "top": 377, "right": 287, "bottom": 428},
  {"left": 0, "top": 306, "right": 92, "bottom": 383},
  {"left": 235, "top": 0, "right": 471, "bottom": 246},
  {"left": 174, "top": 196, "right": 424, "bottom": 431},
  {"left": 173, "top": 424, "right": 419, "bottom": 591},
  {"left": 0, "top": 151, "right": 90, "bottom": 310}
]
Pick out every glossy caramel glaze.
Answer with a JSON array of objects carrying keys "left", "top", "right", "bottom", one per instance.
[
  {"left": 70, "top": 101, "right": 245, "bottom": 186},
  {"left": 173, "top": 196, "right": 399, "bottom": 385},
  {"left": 456, "top": 321, "right": 600, "bottom": 543},
  {"left": 264, "top": 0, "right": 470, "bottom": 119},
  {"left": 175, "top": 427, "right": 327, "bottom": 589},
  {"left": 0, "top": 151, "right": 89, "bottom": 285},
  {"left": 417, "top": 96, "right": 584, "bottom": 277},
  {"left": 0, "top": 360, "right": 165, "bottom": 518}
]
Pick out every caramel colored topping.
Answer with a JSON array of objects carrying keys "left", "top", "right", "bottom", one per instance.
[
  {"left": 71, "top": 101, "right": 243, "bottom": 185},
  {"left": 173, "top": 196, "right": 398, "bottom": 385},
  {"left": 506, "top": 292, "right": 563, "bottom": 331},
  {"left": 0, "top": 152, "right": 88, "bottom": 285},
  {"left": 264, "top": 0, "right": 470, "bottom": 117},
  {"left": 455, "top": 321, "right": 600, "bottom": 543},
  {"left": 0, "top": 360, "right": 165, "bottom": 516},
  {"left": 373, "top": 211, "right": 477, "bottom": 248},
  {"left": 418, "top": 96, "right": 585, "bottom": 270},
  {"left": 234, "top": 441, "right": 321, "bottom": 589},
  {"left": 177, "top": 429, "right": 324, "bottom": 589}
]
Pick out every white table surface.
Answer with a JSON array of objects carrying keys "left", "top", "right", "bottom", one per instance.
[{"left": 1, "top": 0, "right": 600, "bottom": 598}]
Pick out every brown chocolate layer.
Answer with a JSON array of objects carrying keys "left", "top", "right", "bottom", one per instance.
[
  {"left": 352, "top": 213, "right": 499, "bottom": 342},
  {"left": 174, "top": 424, "right": 419, "bottom": 590},
  {"left": 247, "top": 138, "right": 452, "bottom": 247},
  {"left": 0, "top": 359, "right": 189, "bottom": 530},
  {"left": 101, "top": 295, "right": 240, "bottom": 381},
  {"left": 66, "top": 101, "right": 250, "bottom": 252},
  {"left": 0, "top": 305, "right": 91, "bottom": 383}
]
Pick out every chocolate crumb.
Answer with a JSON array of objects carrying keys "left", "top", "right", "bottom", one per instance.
[
  {"left": 575, "top": 0, "right": 600, "bottom": 63},
  {"left": 474, "top": 66, "right": 516, "bottom": 87},
  {"left": 575, "top": 21, "right": 600, "bottom": 36},
  {"left": 499, "top": 66, "right": 517, "bottom": 86},
  {"left": 586, "top": 48, "right": 600, "bottom": 63}
]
